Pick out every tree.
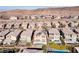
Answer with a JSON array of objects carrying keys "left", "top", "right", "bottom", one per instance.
[
  {"left": 26, "top": 42, "right": 31, "bottom": 47},
  {"left": 66, "top": 45, "right": 74, "bottom": 52},
  {"left": 49, "top": 42, "right": 66, "bottom": 50},
  {"left": 52, "top": 24, "right": 56, "bottom": 28},
  {"left": 60, "top": 36, "right": 65, "bottom": 45},
  {"left": 68, "top": 23, "right": 72, "bottom": 27},
  {"left": 42, "top": 44, "right": 48, "bottom": 53}
]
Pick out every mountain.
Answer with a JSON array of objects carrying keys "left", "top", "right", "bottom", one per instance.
[{"left": 0, "top": 6, "right": 79, "bottom": 16}]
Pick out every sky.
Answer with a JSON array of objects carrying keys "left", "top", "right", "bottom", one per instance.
[
  {"left": 0, "top": 0, "right": 79, "bottom": 10},
  {"left": 0, "top": 6, "right": 50, "bottom": 10},
  {"left": 0, "top": 6, "right": 78, "bottom": 11}
]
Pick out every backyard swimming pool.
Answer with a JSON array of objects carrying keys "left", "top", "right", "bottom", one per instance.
[{"left": 48, "top": 48, "right": 70, "bottom": 53}]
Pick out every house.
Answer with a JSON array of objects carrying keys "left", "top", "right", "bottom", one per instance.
[
  {"left": 28, "top": 22, "right": 35, "bottom": 29},
  {"left": 62, "top": 28, "right": 77, "bottom": 44},
  {"left": 21, "top": 22, "right": 28, "bottom": 29},
  {"left": 44, "top": 15, "right": 50, "bottom": 19},
  {"left": 0, "top": 23, "right": 6, "bottom": 29},
  {"left": 68, "top": 21, "right": 73, "bottom": 27},
  {"left": 20, "top": 15, "right": 26, "bottom": 19},
  {"left": 33, "top": 29, "right": 48, "bottom": 46},
  {"left": 61, "top": 15, "right": 72, "bottom": 19},
  {"left": 31, "top": 15, "right": 38, "bottom": 19},
  {"left": 19, "top": 29, "right": 33, "bottom": 45},
  {"left": 22, "top": 15, "right": 31, "bottom": 19},
  {"left": 36, "top": 22, "right": 43, "bottom": 30},
  {"left": 13, "top": 22, "right": 22, "bottom": 29},
  {"left": 42, "top": 22, "right": 52, "bottom": 29},
  {"left": 68, "top": 21, "right": 78, "bottom": 28},
  {"left": 0, "top": 23, "right": 4, "bottom": 29},
  {"left": 40, "top": 15, "right": 47, "bottom": 19},
  {"left": 74, "top": 47, "right": 79, "bottom": 53},
  {"left": 0, "top": 15, "right": 9, "bottom": 19},
  {"left": 50, "top": 15, "right": 55, "bottom": 19},
  {"left": 9, "top": 16, "right": 17, "bottom": 20},
  {"left": 3, "top": 29, "right": 22, "bottom": 45},
  {"left": 36, "top": 15, "right": 43, "bottom": 19},
  {"left": 55, "top": 16, "right": 61, "bottom": 19},
  {"left": 74, "top": 28, "right": 79, "bottom": 43},
  {"left": 0, "top": 30, "right": 10, "bottom": 44},
  {"left": 74, "top": 15, "right": 79, "bottom": 19},
  {"left": 48, "top": 28, "right": 61, "bottom": 44},
  {"left": 58, "top": 21, "right": 68, "bottom": 28},
  {"left": 5, "top": 22, "right": 14, "bottom": 29},
  {"left": 24, "top": 15, "right": 30, "bottom": 19},
  {"left": 73, "top": 21, "right": 79, "bottom": 28},
  {"left": 52, "top": 21, "right": 59, "bottom": 28}
]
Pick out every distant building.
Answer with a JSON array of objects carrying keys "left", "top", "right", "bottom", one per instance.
[
  {"left": 9, "top": 16, "right": 17, "bottom": 20},
  {"left": 22, "top": 22, "right": 28, "bottom": 29},
  {"left": 0, "top": 15, "right": 9, "bottom": 19},
  {"left": 74, "top": 15, "right": 79, "bottom": 19},
  {"left": 55, "top": 16, "right": 61, "bottom": 19},
  {"left": 28, "top": 22, "right": 35, "bottom": 29},
  {"left": 31, "top": 15, "right": 38, "bottom": 19},
  {"left": 42, "top": 22, "right": 51, "bottom": 29},
  {"left": 58, "top": 21, "right": 68, "bottom": 28},
  {"left": 0, "top": 23, "right": 4, "bottom": 29},
  {"left": 13, "top": 22, "right": 22, "bottom": 29},
  {"left": 68, "top": 21, "right": 78, "bottom": 28},
  {"left": 52, "top": 21, "right": 59, "bottom": 28},
  {"left": 36, "top": 22, "right": 43, "bottom": 29},
  {"left": 5, "top": 22, "right": 14, "bottom": 29}
]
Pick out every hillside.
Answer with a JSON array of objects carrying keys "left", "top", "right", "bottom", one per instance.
[{"left": 0, "top": 6, "right": 79, "bottom": 16}]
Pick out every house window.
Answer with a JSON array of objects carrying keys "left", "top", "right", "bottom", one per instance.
[
  {"left": 52, "top": 37, "right": 54, "bottom": 39},
  {"left": 54, "top": 40, "right": 59, "bottom": 42},
  {"left": 70, "top": 34, "right": 72, "bottom": 37},
  {"left": 50, "top": 33, "right": 54, "bottom": 35},
  {"left": 35, "top": 39, "right": 40, "bottom": 42},
  {"left": 76, "top": 38, "right": 79, "bottom": 42},
  {"left": 42, "top": 39, "right": 45, "bottom": 42},
  {"left": 0, "top": 36, "right": 2, "bottom": 37},
  {"left": 69, "top": 39, "right": 72, "bottom": 41},
  {"left": 42, "top": 36, "right": 45, "bottom": 38},
  {"left": 77, "top": 35, "right": 78, "bottom": 37}
]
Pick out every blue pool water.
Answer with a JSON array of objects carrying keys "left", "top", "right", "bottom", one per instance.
[
  {"left": 48, "top": 51, "right": 69, "bottom": 53},
  {"left": 48, "top": 49, "right": 70, "bottom": 53}
]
